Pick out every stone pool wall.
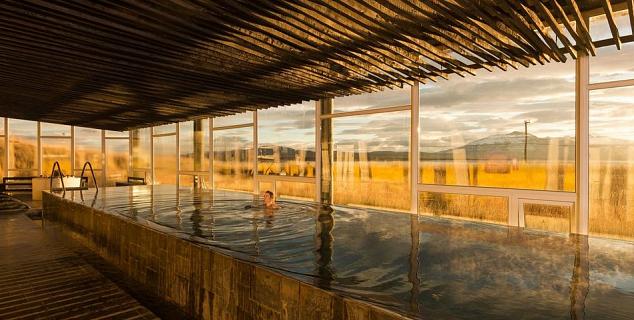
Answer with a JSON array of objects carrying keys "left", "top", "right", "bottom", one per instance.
[{"left": 42, "top": 192, "right": 408, "bottom": 320}]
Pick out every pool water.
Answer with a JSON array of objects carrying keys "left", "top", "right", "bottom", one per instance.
[{"left": 57, "top": 185, "right": 634, "bottom": 319}]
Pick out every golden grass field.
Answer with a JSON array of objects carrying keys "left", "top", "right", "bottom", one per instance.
[
  {"left": 5, "top": 138, "right": 632, "bottom": 240},
  {"left": 211, "top": 158, "right": 634, "bottom": 240}
]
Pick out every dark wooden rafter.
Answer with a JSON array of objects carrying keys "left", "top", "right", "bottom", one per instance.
[
  {"left": 0, "top": 0, "right": 631, "bottom": 131},
  {"left": 602, "top": 0, "right": 623, "bottom": 49},
  {"left": 565, "top": 0, "right": 596, "bottom": 56},
  {"left": 536, "top": 1, "right": 578, "bottom": 59},
  {"left": 628, "top": 0, "right": 634, "bottom": 39}
]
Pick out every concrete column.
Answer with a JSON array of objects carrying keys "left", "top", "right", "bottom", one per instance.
[{"left": 319, "top": 98, "right": 333, "bottom": 205}]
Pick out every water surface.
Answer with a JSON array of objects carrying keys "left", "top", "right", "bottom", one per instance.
[{"left": 56, "top": 185, "right": 634, "bottom": 319}]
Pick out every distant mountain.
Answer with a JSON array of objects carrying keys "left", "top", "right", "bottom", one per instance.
[
  {"left": 214, "top": 132, "right": 634, "bottom": 163},
  {"left": 421, "top": 131, "right": 575, "bottom": 162}
]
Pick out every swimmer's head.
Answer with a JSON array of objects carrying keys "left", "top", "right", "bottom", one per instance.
[{"left": 263, "top": 190, "right": 275, "bottom": 207}]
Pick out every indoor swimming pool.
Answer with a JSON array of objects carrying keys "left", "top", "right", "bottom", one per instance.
[{"left": 47, "top": 185, "right": 634, "bottom": 319}]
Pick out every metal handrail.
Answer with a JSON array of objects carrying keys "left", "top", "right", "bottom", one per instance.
[
  {"left": 49, "top": 161, "right": 65, "bottom": 192},
  {"left": 80, "top": 161, "right": 98, "bottom": 192}
]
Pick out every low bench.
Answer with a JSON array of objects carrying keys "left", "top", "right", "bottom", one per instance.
[
  {"left": 0, "top": 176, "right": 36, "bottom": 193},
  {"left": 115, "top": 176, "right": 146, "bottom": 186}
]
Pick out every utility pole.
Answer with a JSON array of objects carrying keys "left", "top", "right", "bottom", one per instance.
[{"left": 524, "top": 120, "right": 531, "bottom": 162}]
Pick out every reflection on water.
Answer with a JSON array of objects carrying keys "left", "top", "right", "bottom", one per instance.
[{"left": 63, "top": 185, "right": 634, "bottom": 319}]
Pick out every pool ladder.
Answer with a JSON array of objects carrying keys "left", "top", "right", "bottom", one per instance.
[{"left": 49, "top": 161, "right": 99, "bottom": 192}]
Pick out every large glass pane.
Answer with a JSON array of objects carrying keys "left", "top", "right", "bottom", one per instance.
[
  {"left": 523, "top": 202, "right": 572, "bottom": 234},
  {"left": 8, "top": 119, "right": 37, "bottom": 175},
  {"left": 332, "top": 85, "right": 410, "bottom": 113},
  {"left": 213, "top": 111, "right": 253, "bottom": 128},
  {"left": 105, "top": 139, "right": 129, "bottom": 186},
  {"left": 179, "top": 119, "right": 209, "bottom": 172},
  {"left": 179, "top": 174, "right": 210, "bottom": 190},
  {"left": 419, "top": 192, "right": 508, "bottom": 224},
  {"left": 75, "top": 127, "right": 102, "bottom": 170},
  {"left": 332, "top": 111, "right": 410, "bottom": 211},
  {"left": 0, "top": 137, "right": 4, "bottom": 179},
  {"left": 419, "top": 60, "right": 576, "bottom": 192},
  {"left": 41, "top": 123, "right": 70, "bottom": 137},
  {"left": 213, "top": 127, "right": 254, "bottom": 192},
  {"left": 105, "top": 130, "right": 129, "bottom": 138},
  {"left": 590, "top": 41, "right": 634, "bottom": 84},
  {"left": 258, "top": 181, "right": 275, "bottom": 195},
  {"left": 153, "top": 134, "right": 177, "bottom": 185},
  {"left": 258, "top": 102, "right": 315, "bottom": 177},
  {"left": 131, "top": 128, "right": 151, "bottom": 169},
  {"left": 153, "top": 123, "right": 176, "bottom": 135},
  {"left": 8, "top": 170, "right": 37, "bottom": 177},
  {"left": 275, "top": 181, "right": 315, "bottom": 201},
  {"left": 41, "top": 138, "right": 71, "bottom": 175},
  {"left": 589, "top": 86, "right": 634, "bottom": 240},
  {"left": 0, "top": 119, "right": 3, "bottom": 179},
  {"left": 73, "top": 169, "right": 103, "bottom": 188},
  {"left": 131, "top": 170, "right": 150, "bottom": 184}
]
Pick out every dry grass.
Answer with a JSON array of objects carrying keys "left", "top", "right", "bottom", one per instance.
[
  {"left": 419, "top": 192, "right": 509, "bottom": 224},
  {"left": 332, "top": 161, "right": 410, "bottom": 211},
  {"left": 523, "top": 203, "right": 571, "bottom": 233},
  {"left": 29, "top": 139, "right": 634, "bottom": 240},
  {"left": 420, "top": 161, "right": 576, "bottom": 192},
  {"left": 589, "top": 163, "right": 634, "bottom": 240}
]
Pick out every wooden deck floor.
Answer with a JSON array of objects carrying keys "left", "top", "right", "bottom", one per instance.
[{"left": 0, "top": 212, "right": 159, "bottom": 320}]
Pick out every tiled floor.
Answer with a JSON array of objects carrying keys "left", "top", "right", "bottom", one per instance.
[{"left": 0, "top": 212, "right": 158, "bottom": 320}]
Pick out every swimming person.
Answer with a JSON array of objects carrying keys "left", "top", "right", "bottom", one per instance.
[{"left": 263, "top": 190, "right": 280, "bottom": 209}]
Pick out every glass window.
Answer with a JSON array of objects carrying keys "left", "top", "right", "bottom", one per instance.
[
  {"left": 73, "top": 169, "right": 103, "bottom": 188},
  {"left": 8, "top": 119, "right": 37, "bottom": 175},
  {"left": 419, "top": 192, "right": 508, "bottom": 224},
  {"left": 332, "top": 85, "right": 410, "bottom": 113},
  {"left": 523, "top": 202, "right": 572, "bottom": 234},
  {"left": 0, "top": 139, "right": 4, "bottom": 179},
  {"left": 590, "top": 41, "right": 634, "bottom": 83},
  {"left": 179, "top": 119, "right": 210, "bottom": 172},
  {"left": 258, "top": 102, "right": 315, "bottom": 177},
  {"left": 105, "top": 130, "right": 129, "bottom": 138},
  {"left": 589, "top": 86, "right": 634, "bottom": 240},
  {"left": 75, "top": 127, "right": 102, "bottom": 170},
  {"left": 153, "top": 123, "right": 176, "bottom": 135},
  {"left": 332, "top": 111, "right": 410, "bottom": 211},
  {"left": 213, "top": 127, "right": 254, "bottom": 192},
  {"left": 0, "top": 118, "right": 5, "bottom": 179},
  {"left": 41, "top": 138, "right": 71, "bottom": 175},
  {"left": 275, "top": 181, "right": 315, "bottom": 201},
  {"left": 105, "top": 139, "right": 129, "bottom": 186},
  {"left": 258, "top": 181, "right": 275, "bottom": 195},
  {"left": 153, "top": 134, "right": 177, "bottom": 185},
  {"left": 9, "top": 170, "right": 37, "bottom": 177},
  {"left": 213, "top": 111, "right": 253, "bottom": 128},
  {"left": 179, "top": 175, "right": 211, "bottom": 190},
  {"left": 131, "top": 128, "right": 151, "bottom": 169},
  {"left": 41, "top": 123, "right": 70, "bottom": 137},
  {"left": 419, "top": 60, "right": 576, "bottom": 192}
]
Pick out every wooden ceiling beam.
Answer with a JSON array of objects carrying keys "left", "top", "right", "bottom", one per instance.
[
  {"left": 558, "top": 0, "right": 596, "bottom": 56},
  {"left": 602, "top": 0, "right": 623, "bottom": 49},
  {"left": 535, "top": 1, "right": 577, "bottom": 59}
]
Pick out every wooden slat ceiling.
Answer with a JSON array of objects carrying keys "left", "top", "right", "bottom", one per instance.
[{"left": 0, "top": 0, "right": 632, "bottom": 131}]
